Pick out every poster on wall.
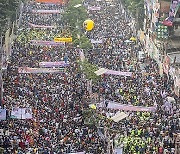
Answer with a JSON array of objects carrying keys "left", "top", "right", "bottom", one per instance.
[{"left": 163, "top": 0, "right": 180, "bottom": 26}]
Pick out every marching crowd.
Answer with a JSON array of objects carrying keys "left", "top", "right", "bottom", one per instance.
[{"left": 0, "top": 0, "right": 179, "bottom": 154}]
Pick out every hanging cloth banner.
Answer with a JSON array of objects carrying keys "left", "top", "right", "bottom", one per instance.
[
  {"left": 39, "top": 61, "right": 69, "bottom": 67},
  {"left": 88, "top": 6, "right": 101, "bottom": 11},
  {"left": 0, "top": 109, "right": 6, "bottom": 120},
  {"left": 30, "top": 40, "right": 65, "bottom": 46},
  {"left": 111, "top": 112, "right": 128, "bottom": 122},
  {"left": 95, "top": 68, "right": 132, "bottom": 77},
  {"left": 105, "top": 70, "right": 133, "bottom": 77},
  {"left": 28, "top": 22, "right": 56, "bottom": 28},
  {"left": 35, "top": 0, "right": 66, "bottom": 4},
  {"left": 18, "top": 67, "right": 64, "bottom": 73},
  {"left": 32, "top": 9, "right": 61, "bottom": 14},
  {"left": 163, "top": 0, "right": 180, "bottom": 26},
  {"left": 79, "top": 50, "right": 85, "bottom": 62},
  {"left": 91, "top": 39, "right": 103, "bottom": 44},
  {"left": 106, "top": 102, "right": 156, "bottom": 112},
  {"left": 54, "top": 37, "right": 72, "bottom": 43},
  {"left": 11, "top": 108, "right": 33, "bottom": 119}
]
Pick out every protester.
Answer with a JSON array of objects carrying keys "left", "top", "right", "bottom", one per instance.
[{"left": 0, "top": 0, "right": 179, "bottom": 153}]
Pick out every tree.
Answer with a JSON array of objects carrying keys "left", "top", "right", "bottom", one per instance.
[
  {"left": 63, "top": 0, "right": 92, "bottom": 49},
  {"left": 0, "top": 0, "right": 23, "bottom": 35},
  {"left": 121, "top": 0, "right": 144, "bottom": 30},
  {"left": 78, "top": 60, "right": 100, "bottom": 83},
  {"left": 63, "top": 0, "right": 87, "bottom": 30}
]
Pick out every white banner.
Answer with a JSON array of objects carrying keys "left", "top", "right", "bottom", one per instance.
[
  {"left": 111, "top": 112, "right": 128, "bottom": 122},
  {"left": 32, "top": 9, "right": 60, "bottom": 14},
  {"left": 91, "top": 39, "right": 103, "bottom": 44},
  {"left": 88, "top": 6, "right": 101, "bottom": 11},
  {"left": 18, "top": 67, "right": 64, "bottom": 74},
  {"left": 11, "top": 108, "right": 33, "bottom": 119}
]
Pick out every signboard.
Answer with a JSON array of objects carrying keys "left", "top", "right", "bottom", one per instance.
[{"left": 54, "top": 37, "right": 72, "bottom": 43}]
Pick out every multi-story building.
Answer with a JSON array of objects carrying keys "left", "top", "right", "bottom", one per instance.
[{"left": 143, "top": 0, "right": 180, "bottom": 97}]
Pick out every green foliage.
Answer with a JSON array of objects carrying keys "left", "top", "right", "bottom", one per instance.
[
  {"left": 78, "top": 60, "right": 100, "bottom": 83},
  {"left": 63, "top": 0, "right": 92, "bottom": 49},
  {"left": 121, "top": 0, "right": 144, "bottom": 29},
  {"left": 73, "top": 34, "right": 92, "bottom": 49},
  {"left": 63, "top": 0, "right": 87, "bottom": 31},
  {"left": 0, "top": 0, "right": 23, "bottom": 34}
]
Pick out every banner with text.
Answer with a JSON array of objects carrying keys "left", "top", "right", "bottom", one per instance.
[
  {"left": 101, "top": 101, "right": 156, "bottom": 112},
  {"left": 30, "top": 40, "right": 65, "bottom": 46},
  {"left": 54, "top": 37, "right": 72, "bottom": 43},
  {"left": 88, "top": 6, "right": 101, "bottom": 11},
  {"left": 32, "top": 9, "right": 60, "bottom": 14},
  {"left": 39, "top": 61, "right": 69, "bottom": 67},
  {"left": 0, "top": 109, "right": 6, "bottom": 120},
  {"left": 91, "top": 39, "right": 103, "bottom": 44},
  {"left": 28, "top": 22, "right": 56, "bottom": 28},
  {"left": 11, "top": 108, "right": 33, "bottom": 119},
  {"left": 105, "top": 70, "right": 133, "bottom": 77},
  {"left": 18, "top": 67, "right": 64, "bottom": 73}
]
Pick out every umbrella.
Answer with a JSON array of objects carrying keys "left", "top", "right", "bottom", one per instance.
[
  {"left": 89, "top": 104, "right": 97, "bottom": 110},
  {"left": 130, "top": 37, "right": 136, "bottom": 41}
]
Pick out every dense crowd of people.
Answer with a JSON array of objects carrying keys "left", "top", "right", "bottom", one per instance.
[{"left": 0, "top": 0, "right": 179, "bottom": 154}]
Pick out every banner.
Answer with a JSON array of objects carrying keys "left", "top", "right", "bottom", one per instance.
[
  {"left": 35, "top": 0, "right": 67, "bottom": 4},
  {"left": 18, "top": 67, "right": 64, "bottom": 73},
  {"left": 22, "top": 108, "right": 33, "bottom": 119},
  {"left": 91, "top": 39, "right": 103, "bottom": 44},
  {"left": 111, "top": 112, "right": 128, "bottom": 122},
  {"left": 105, "top": 70, "right": 133, "bottom": 77},
  {"left": 79, "top": 50, "right": 85, "bottom": 61},
  {"left": 68, "top": 152, "right": 85, "bottom": 154},
  {"left": 0, "top": 109, "right": 6, "bottom": 120},
  {"left": 94, "top": 68, "right": 107, "bottom": 76},
  {"left": 11, "top": 108, "right": 22, "bottom": 119},
  {"left": 30, "top": 40, "right": 65, "bottom": 46},
  {"left": 32, "top": 9, "right": 60, "bottom": 14},
  {"left": 114, "top": 148, "right": 123, "bottom": 154},
  {"left": 102, "top": 101, "right": 156, "bottom": 112},
  {"left": 28, "top": 22, "right": 56, "bottom": 28},
  {"left": 88, "top": 6, "right": 101, "bottom": 11},
  {"left": 54, "top": 37, "right": 72, "bottom": 43},
  {"left": 11, "top": 108, "right": 33, "bottom": 119},
  {"left": 163, "top": 56, "right": 170, "bottom": 75},
  {"left": 163, "top": 0, "right": 180, "bottom": 26},
  {"left": 39, "top": 61, "right": 69, "bottom": 67}
]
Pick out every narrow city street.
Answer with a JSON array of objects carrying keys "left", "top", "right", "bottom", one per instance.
[{"left": 0, "top": 0, "right": 179, "bottom": 154}]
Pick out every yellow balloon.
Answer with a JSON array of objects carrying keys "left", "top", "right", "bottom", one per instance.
[{"left": 83, "top": 19, "right": 94, "bottom": 31}]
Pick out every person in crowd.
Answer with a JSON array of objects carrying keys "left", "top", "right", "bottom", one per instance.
[{"left": 0, "top": 0, "right": 179, "bottom": 153}]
